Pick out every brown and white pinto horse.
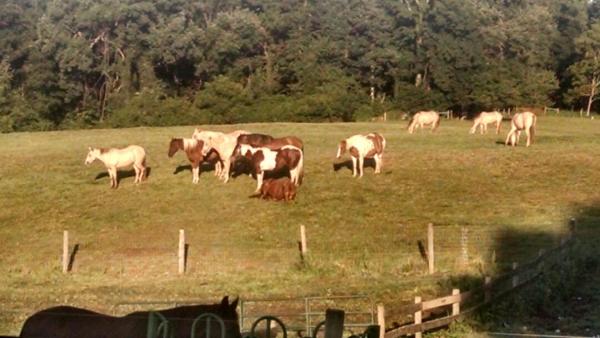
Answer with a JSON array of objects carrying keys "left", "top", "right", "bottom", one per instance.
[
  {"left": 85, "top": 145, "right": 146, "bottom": 188},
  {"left": 505, "top": 111, "right": 537, "bottom": 147},
  {"left": 408, "top": 111, "right": 440, "bottom": 134},
  {"left": 238, "top": 144, "right": 304, "bottom": 192},
  {"left": 470, "top": 111, "right": 503, "bottom": 134},
  {"left": 168, "top": 138, "right": 221, "bottom": 184},
  {"left": 336, "top": 133, "right": 386, "bottom": 177},
  {"left": 192, "top": 129, "right": 250, "bottom": 183}
]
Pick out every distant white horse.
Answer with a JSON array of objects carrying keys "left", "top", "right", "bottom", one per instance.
[
  {"left": 336, "top": 133, "right": 386, "bottom": 177},
  {"left": 505, "top": 111, "right": 537, "bottom": 147},
  {"left": 85, "top": 145, "right": 147, "bottom": 188},
  {"left": 470, "top": 111, "right": 503, "bottom": 134},
  {"left": 192, "top": 129, "right": 250, "bottom": 182},
  {"left": 408, "top": 111, "right": 440, "bottom": 134}
]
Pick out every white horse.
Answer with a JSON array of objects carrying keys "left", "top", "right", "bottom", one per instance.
[
  {"left": 192, "top": 129, "right": 250, "bottom": 182},
  {"left": 408, "top": 111, "right": 440, "bottom": 134},
  {"left": 336, "top": 133, "right": 386, "bottom": 177},
  {"left": 505, "top": 111, "right": 537, "bottom": 147},
  {"left": 85, "top": 145, "right": 147, "bottom": 188},
  {"left": 470, "top": 111, "right": 503, "bottom": 134}
]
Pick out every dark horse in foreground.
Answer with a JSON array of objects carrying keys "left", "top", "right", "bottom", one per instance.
[{"left": 19, "top": 296, "right": 241, "bottom": 338}]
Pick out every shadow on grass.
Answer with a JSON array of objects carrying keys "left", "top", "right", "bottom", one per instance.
[
  {"left": 172, "top": 163, "right": 216, "bottom": 175},
  {"left": 332, "top": 159, "right": 376, "bottom": 172},
  {"left": 94, "top": 167, "right": 152, "bottom": 183}
]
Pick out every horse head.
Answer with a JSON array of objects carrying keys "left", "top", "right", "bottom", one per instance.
[
  {"left": 336, "top": 140, "right": 347, "bottom": 159},
  {"left": 84, "top": 147, "right": 99, "bottom": 165},
  {"left": 168, "top": 138, "right": 182, "bottom": 158}
]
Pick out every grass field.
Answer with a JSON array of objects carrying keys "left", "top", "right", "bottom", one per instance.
[{"left": 0, "top": 116, "right": 599, "bottom": 334}]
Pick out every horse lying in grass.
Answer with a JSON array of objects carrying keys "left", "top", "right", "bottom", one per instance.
[
  {"left": 470, "top": 111, "right": 503, "bottom": 134},
  {"left": 258, "top": 177, "right": 297, "bottom": 201},
  {"left": 336, "top": 133, "right": 386, "bottom": 178},
  {"left": 19, "top": 296, "right": 242, "bottom": 338},
  {"left": 505, "top": 111, "right": 537, "bottom": 147},
  {"left": 84, "top": 145, "right": 146, "bottom": 188},
  {"left": 408, "top": 111, "right": 440, "bottom": 134},
  {"left": 238, "top": 143, "right": 304, "bottom": 193},
  {"left": 168, "top": 138, "right": 221, "bottom": 184}
]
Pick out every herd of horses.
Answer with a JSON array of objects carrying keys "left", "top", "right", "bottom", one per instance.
[{"left": 84, "top": 111, "right": 537, "bottom": 199}]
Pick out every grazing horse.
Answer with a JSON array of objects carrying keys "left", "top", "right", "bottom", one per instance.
[
  {"left": 407, "top": 111, "right": 440, "bottom": 134},
  {"left": 470, "top": 111, "right": 503, "bottom": 134},
  {"left": 505, "top": 111, "right": 537, "bottom": 147},
  {"left": 168, "top": 138, "right": 221, "bottom": 184},
  {"left": 192, "top": 129, "right": 250, "bottom": 183},
  {"left": 336, "top": 133, "right": 386, "bottom": 178},
  {"left": 84, "top": 145, "right": 146, "bottom": 188},
  {"left": 19, "top": 296, "right": 241, "bottom": 338},
  {"left": 259, "top": 178, "right": 297, "bottom": 201},
  {"left": 239, "top": 144, "right": 304, "bottom": 192}
]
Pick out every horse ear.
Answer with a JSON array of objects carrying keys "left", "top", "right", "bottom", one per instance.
[
  {"left": 221, "top": 296, "right": 229, "bottom": 307},
  {"left": 230, "top": 297, "right": 239, "bottom": 309},
  {"left": 88, "top": 146, "right": 92, "bottom": 151}
]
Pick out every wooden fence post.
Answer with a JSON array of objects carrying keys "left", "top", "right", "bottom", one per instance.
[
  {"left": 178, "top": 229, "right": 185, "bottom": 274},
  {"left": 484, "top": 276, "right": 492, "bottom": 303},
  {"left": 62, "top": 230, "right": 69, "bottom": 273},
  {"left": 427, "top": 223, "right": 434, "bottom": 274},
  {"left": 460, "top": 227, "right": 468, "bottom": 267},
  {"left": 414, "top": 297, "right": 422, "bottom": 338},
  {"left": 511, "top": 262, "right": 518, "bottom": 288},
  {"left": 452, "top": 289, "right": 460, "bottom": 316},
  {"left": 569, "top": 218, "right": 576, "bottom": 239},
  {"left": 377, "top": 304, "right": 385, "bottom": 338},
  {"left": 299, "top": 225, "right": 307, "bottom": 260}
]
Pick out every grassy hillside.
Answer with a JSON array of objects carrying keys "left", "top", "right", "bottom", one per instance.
[{"left": 0, "top": 117, "right": 599, "bottom": 334}]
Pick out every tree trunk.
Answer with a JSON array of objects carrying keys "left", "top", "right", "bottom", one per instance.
[{"left": 586, "top": 77, "right": 598, "bottom": 117}]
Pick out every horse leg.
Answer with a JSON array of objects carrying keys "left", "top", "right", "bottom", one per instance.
[
  {"left": 505, "top": 129, "right": 514, "bottom": 146},
  {"left": 222, "top": 158, "right": 231, "bottom": 183},
  {"left": 351, "top": 157, "right": 358, "bottom": 177},
  {"left": 110, "top": 168, "right": 118, "bottom": 188},
  {"left": 358, "top": 156, "right": 364, "bottom": 178},
  {"left": 496, "top": 121, "right": 501, "bottom": 134},
  {"left": 256, "top": 172, "right": 264, "bottom": 192},
  {"left": 375, "top": 155, "right": 381, "bottom": 174},
  {"left": 525, "top": 128, "right": 531, "bottom": 147},
  {"left": 192, "top": 164, "right": 199, "bottom": 184},
  {"left": 133, "top": 165, "right": 141, "bottom": 184}
]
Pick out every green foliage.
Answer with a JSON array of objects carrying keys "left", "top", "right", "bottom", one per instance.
[{"left": 0, "top": 0, "right": 598, "bottom": 131}]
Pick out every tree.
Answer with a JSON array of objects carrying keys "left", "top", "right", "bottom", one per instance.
[{"left": 567, "top": 22, "right": 600, "bottom": 116}]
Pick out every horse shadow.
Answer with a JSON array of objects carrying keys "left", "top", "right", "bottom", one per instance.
[
  {"left": 95, "top": 168, "right": 152, "bottom": 183},
  {"left": 172, "top": 163, "right": 216, "bottom": 176},
  {"left": 333, "top": 159, "right": 376, "bottom": 172}
]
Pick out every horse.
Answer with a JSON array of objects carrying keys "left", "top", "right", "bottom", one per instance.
[
  {"left": 192, "top": 129, "right": 250, "bottom": 183},
  {"left": 407, "top": 111, "right": 440, "bottom": 134},
  {"left": 84, "top": 145, "right": 146, "bottom": 188},
  {"left": 470, "top": 111, "right": 503, "bottom": 134},
  {"left": 19, "top": 296, "right": 242, "bottom": 338},
  {"left": 336, "top": 133, "right": 386, "bottom": 177},
  {"left": 505, "top": 111, "right": 537, "bottom": 147},
  {"left": 234, "top": 134, "right": 304, "bottom": 177},
  {"left": 258, "top": 177, "right": 297, "bottom": 201},
  {"left": 168, "top": 138, "right": 221, "bottom": 184},
  {"left": 238, "top": 144, "right": 304, "bottom": 193}
]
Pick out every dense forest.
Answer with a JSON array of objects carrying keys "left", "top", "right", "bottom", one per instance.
[{"left": 1, "top": 0, "right": 599, "bottom": 131}]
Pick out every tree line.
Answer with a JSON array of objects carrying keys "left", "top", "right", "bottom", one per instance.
[{"left": 1, "top": 0, "right": 599, "bottom": 132}]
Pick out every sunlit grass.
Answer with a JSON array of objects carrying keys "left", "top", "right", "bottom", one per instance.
[{"left": 0, "top": 116, "right": 598, "bottom": 334}]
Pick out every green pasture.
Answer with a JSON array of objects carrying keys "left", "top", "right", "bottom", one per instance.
[{"left": 0, "top": 116, "right": 599, "bottom": 334}]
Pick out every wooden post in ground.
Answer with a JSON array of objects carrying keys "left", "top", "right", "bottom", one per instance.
[
  {"left": 569, "top": 218, "right": 576, "bottom": 239},
  {"left": 484, "top": 276, "right": 492, "bottom": 303},
  {"left": 299, "top": 225, "right": 307, "bottom": 260},
  {"left": 178, "top": 229, "right": 185, "bottom": 274},
  {"left": 414, "top": 297, "right": 422, "bottom": 338},
  {"left": 377, "top": 304, "right": 385, "bottom": 338},
  {"left": 427, "top": 223, "right": 434, "bottom": 274},
  {"left": 452, "top": 289, "right": 460, "bottom": 316},
  {"left": 511, "top": 262, "right": 518, "bottom": 288},
  {"left": 460, "top": 227, "right": 468, "bottom": 267},
  {"left": 62, "top": 230, "right": 69, "bottom": 273}
]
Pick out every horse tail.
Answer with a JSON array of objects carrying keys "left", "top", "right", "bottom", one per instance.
[
  {"left": 530, "top": 114, "right": 537, "bottom": 144},
  {"left": 297, "top": 149, "right": 304, "bottom": 186}
]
